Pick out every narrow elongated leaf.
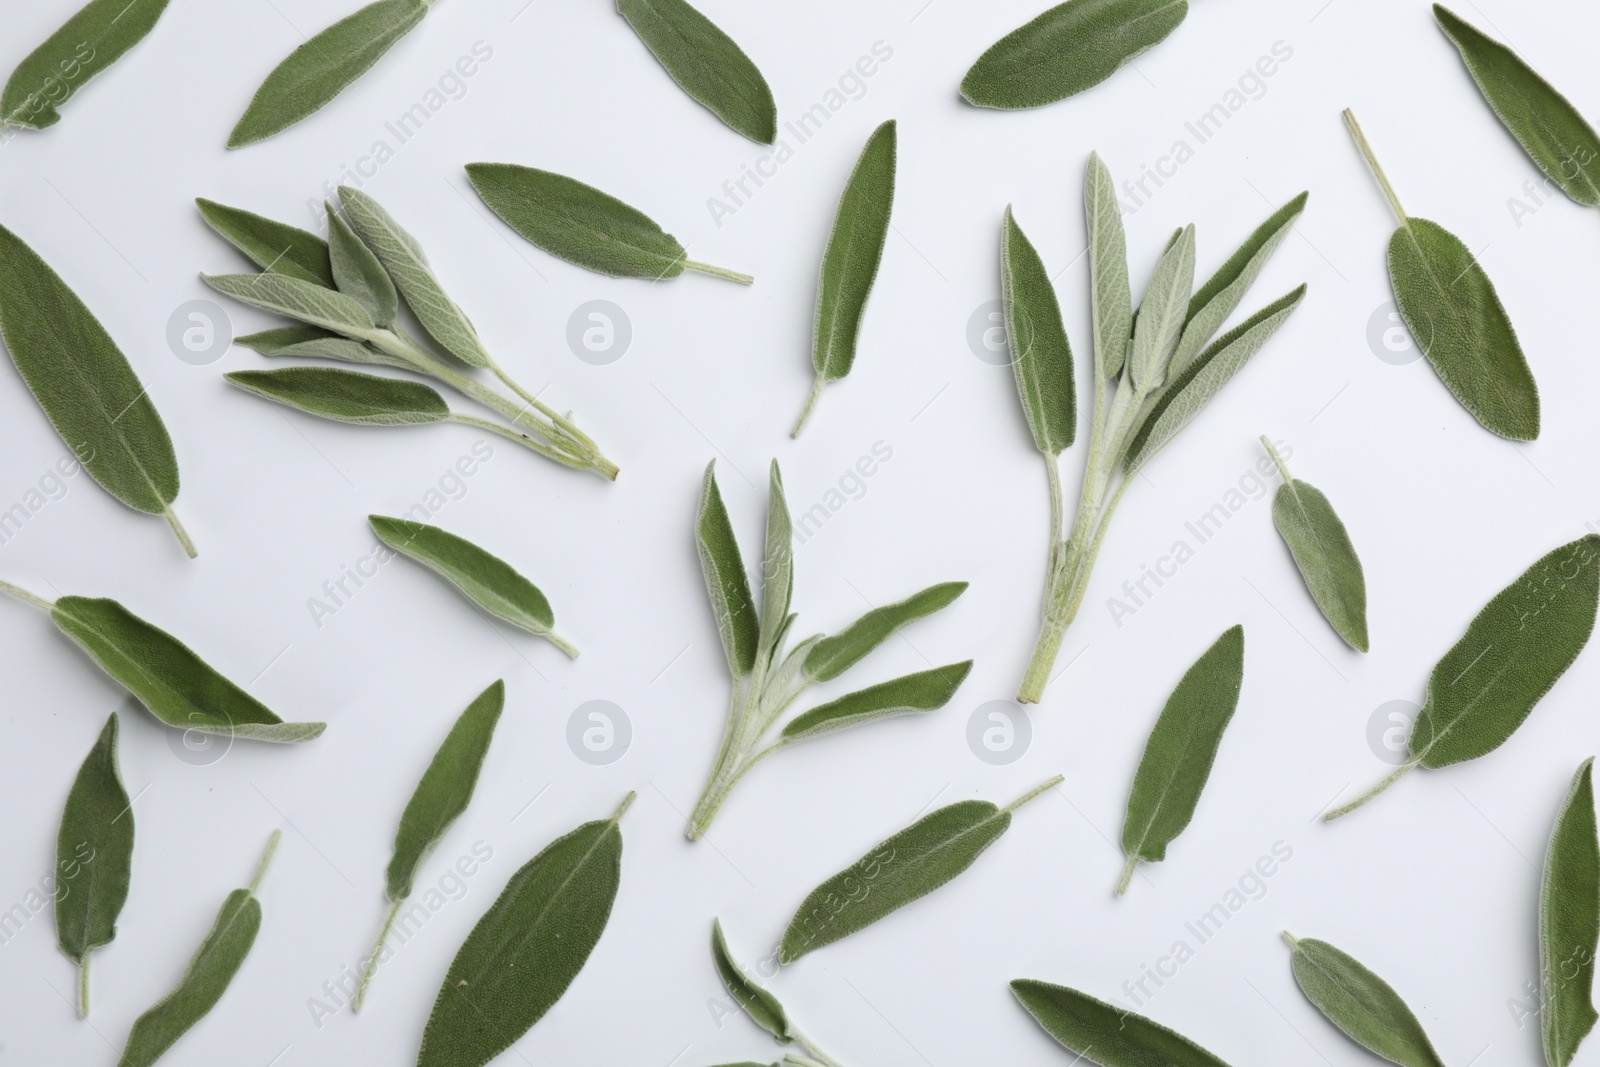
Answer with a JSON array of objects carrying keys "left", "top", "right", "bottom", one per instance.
[
  {"left": 1543, "top": 758, "right": 1600, "bottom": 1067},
  {"left": 0, "top": 223, "right": 189, "bottom": 553},
  {"left": 782, "top": 661, "right": 972, "bottom": 745},
  {"left": 1, "top": 0, "right": 172, "bottom": 130},
  {"left": 1127, "top": 224, "right": 1195, "bottom": 393},
  {"left": 56, "top": 713, "right": 133, "bottom": 1017},
  {"left": 229, "top": 0, "right": 429, "bottom": 148},
  {"left": 1263, "top": 439, "right": 1369, "bottom": 652},
  {"left": 328, "top": 203, "right": 398, "bottom": 327},
  {"left": 697, "top": 462, "right": 759, "bottom": 678},
  {"left": 235, "top": 325, "right": 407, "bottom": 369},
  {"left": 226, "top": 367, "right": 449, "bottom": 426},
  {"left": 1085, "top": 153, "right": 1133, "bottom": 380},
  {"left": 759, "top": 462, "right": 793, "bottom": 660},
  {"left": 1118, "top": 626, "right": 1243, "bottom": 894},
  {"left": 617, "top": 0, "right": 776, "bottom": 143},
  {"left": 1435, "top": 6, "right": 1600, "bottom": 208},
  {"left": 370, "top": 516, "right": 576, "bottom": 656},
  {"left": 417, "top": 794, "right": 632, "bottom": 1067},
  {"left": 1011, "top": 979, "right": 1236, "bottom": 1067},
  {"left": 804, "top": 582, "right": 967, "bottom": 682},
  {"left": 204, "top": 271, "right": 375, "bottom": 336},
  {"left": 196, "top": 199, "right": 334, "bottom": 287},
  {"left": 118, "top": 833, "right": 280, "bottom": 1067},
  {"left": 711, "top": 919, "right": 791, "bottom": 1043},
  {"left": 1003, "top": 207, "right": 1076, "bottom": 455},
  {"left": 1284, "top": 935, "right": 1446, "bottom": 1067},
  {"left": 961, "top": 0, "right": 1189, "bottom": 110}
]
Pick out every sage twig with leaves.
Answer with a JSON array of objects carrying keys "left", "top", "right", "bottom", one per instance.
[
  {"left": 688, "top": 460, "right": 971, "bottom": 840},
  {"left": 1010, "top": 153, "right": 1307, "bottom": 703},
  {"left": 1, "top": 0, "right": 173, "bottom": 133},
  {"left": 711, "top": 919, "right": 849, "bottom": 1067}
]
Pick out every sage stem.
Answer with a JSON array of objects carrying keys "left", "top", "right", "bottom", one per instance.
[{"left": 1324, "top": 758, "right": 1422, "bottom": 821}]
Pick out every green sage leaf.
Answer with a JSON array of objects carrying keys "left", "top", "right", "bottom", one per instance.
[
  {"left": 328, "top": 203, "right": 398, "bottom": 327},
  {"left": 234, "top": 325, "right": 407, "bottom": 369},
  {"left": 961, "top": 0, "right": 1189, "bottom": 110},
  {"left": 56, "top": 713, "right": 133, "bottom": 1017},
  {"left": 803, "top": 582, "right": 967, "bottom": 682},
  {"left": 1284, "top": 934, "right": 1446, "bottom": 1067},
  {"left": 617, "top": 0, "right": 776, "bottom": 144},
  {"left": 226, "top": 367, "right": 449, "bottom": 426},
  {"left": 228, "top": 0, "right": 429, "bottom": 148},
  {"left": 781, "top": 661, "right": 972, "bottom": 746},
  {"left": 1127, "top": 224, "right": 1194, "bottom": 394},
  {"left": 196, "top": 199, "right": 334, "bottom": 287},
  {"left": 1011, "top": 979, "right": 1236, "bottom": 1067},
  {"left": 1085, "top": 153, "right": 1133, "bottom": 380},
  {"left": 1, "top": 0, "right": 172, "bottom": 131},
  {"left": 697, "top": 461, "right": 759, "bottom": 678},
  {"left": 711, "top": 919, "right": 791, "bottom": 1043},
  {"left": 203, "top": 271, "right": 375, "bottom": 336},
  {"left": 1002, "top": 207, "right": 1076, "bottom": 455},
  {"left": 1543, "top": 758, "right": 1600, "bottom": 1067},
  {"left": 1263, "top": 439, "right": 1369, "bottom": 652},
  {"left": 759, "top": 461, "right": 793, "bottom": 661},
  {"left": 417, "top": 794, "right": 632, "bottom": 1067}
]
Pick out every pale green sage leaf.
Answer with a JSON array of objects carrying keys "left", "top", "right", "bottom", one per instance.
[
  {"left": 1263, "top": 438, "right": 1369, "bottom": 652},
  {"left": 1085, "top": 152, "right": 1133, "bottom": 380},
  {"left": 328, "top": 202, "right": 398, "bottom": 327},
  {"left": 196, "top": 199, "right": 334, "bottom": 287},
  {"left": 227, "top": 367, "right": 449, "bottom": 426},
  {"left": 1127, "top": 224, "right": 1194, "bottom": 394},
  {"left": 804, "top": 582, "right": 967, "bottom": 682},
  {"left": 782, "top": 661, "right": 972, "bottom": 746},
  {"left": 1284, "top": 934, "right": 1446, "bottom": 1067}
]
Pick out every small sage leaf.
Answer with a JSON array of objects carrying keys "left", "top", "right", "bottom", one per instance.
[
  {"left": 759, "top": 462, "right": 793, "bottom": 661},
  {"left": 56, "top": 713, "right": 133, "bottom": 1017},
  {"left": 196, "top": 199, "right": 334, "bottom": 287},
  {"left": 1085, "top": 152, "right": 1133, "bottom": 380},
  {"left": 781, "top": 661, "right": 972, "bottom": 746},
  {"left": 417, "top": 794, "right": 633, "bottom": 1067},
  {"left": 1127, "top": 224, "right": 1195, "bottom": 394},
  {"left": 234, "top": 325, "right": 407, "bottom": 369},
  {"left": 1118, "top": 625, "right": 1243, "bottom": 895},
  {"left": 779, "top": 775, "right": 1058, "bottom": 963},
  {"left": 226, "top": 367, "right": 450, "bottom": 426},
  {"left": 370, "top": 516, "right": 577, "bottom": 657},
  {"left": 1263, "top": 438, "right": 1369, "bottom": 652},
  {"left": 1003, "top": 207, "right": 1076, "bottom": 455},
  {"left": 203, "top": 271, "right": 375, "bottom": 336},
  {"left": 327, "top": 203, "right": 398, "bottom": 327},
  {"left": 1542, "top": 758, "right": 1600, "bottom": 1067},
  {"left": 1284, "top": 934, "right": 1446, "bottom": 1067},
  {"left": 0, "top": 223, "right": 192, "bottom": 556},
  {"left": 118, "top": 832, "right": 280, "bottom": 1067},
  {"left": 617, "top": 0, "right": 776, "bottom": 143},
  {"left": 229, "top": 0, "right": 429, "bottom": 148},
  {"left": 961, "top": 0, "right": 1189, "bottom": 110},
  {"left": 712, "top": 919, "right": 791, "bottom": 1043},
  {"left": 794, "top": 119, "right": 896, "bottom": 436},
  {"left": 804, "top": 582, "right": 967, "bottom": 682},
  {"left": 1011, "top": 979, "right": 1236, "bottom": 1067},
  {"left": 697, "top": 462, "right": 759, "bottom": 678},
  {"left": 1, "top": 0, "right": 172, "bottom": 131}
]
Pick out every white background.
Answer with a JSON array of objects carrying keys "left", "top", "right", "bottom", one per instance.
[{"left": 2, "top": 0, "right": 1598, "bottom": 1064}]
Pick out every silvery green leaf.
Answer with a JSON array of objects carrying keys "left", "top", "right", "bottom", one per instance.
[
  {"left": 1127, "top": 224, "right": 1194, "bottom": 394},
  {"left": 234, "top": 325, "right": 407, "bottom": 369},
  {"left": 711, "top": 919, "right": 791, "bottom": 1043},
  {"left": 759, "top": 461, "right": 793, "bottom": 661},
  {"left": 617, "top": 0, "right": 776, "bottom": 144},
  {"left": 1002, "top": 206, "right": 1076, "bottom": 455},
  {"left": 1263, "top": 439, "right": 1369, "bottom": 652},
  {"left": 226, "top": 367, "right": 450, "bottom": 427},
  {"left": 1084, "top": 153, "right": 1133, "bottom": 380},
  {"left": 56, "top": 713, "right": 133, "bottom": 1017},
  {"left": 229, "top": 0, "right": 429, "bottom": 148},
  {"left": 196, "top": 199, "right": 334, "bottom": 287},
  {"left": 203, "top": 271, "right": 375, "bottom": 336},
  {"left": 1011, "top": 979, "right": 1236, "bottom": 1067},
  {"left": 697, "top": 461, "right": 759, "bottom": 678},
  {"left": 1284, "top": 934, "right": 1446, "bottom": 1067},
  {"left": 328, "top": 202, "right": 398, "bottom": 327},
  {"left": 1, "top": 0, "right": 172, "bottom": 130},
  {"left": 1542, "top": 758, "right": 1600, "bottom": 1067},
  {"left": 781, "top": 661, "right": 971, "bottom": 745},
  {"left": 803, "top": 582, "right": 967, "bottom": 682}
]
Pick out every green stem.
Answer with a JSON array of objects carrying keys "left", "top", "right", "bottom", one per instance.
[
  {"left": 484, "top": 355, "right": 600, "bottom": 452},
  {"left": 1280, "top": 930, "right": 1301, "bottom": 950},
  {"left": 447, "top": 415, "right": 589, "bottom": 472},
  {"left": 611, "top": 791, "right": 637, "bottom": 822},
  {"left": 1115, "top": 855, "right": 1138, "bottom": 897},
  {"left": 0, "top": 579, "right": 53, "bottom": 612},
  {"left": 249, "top": 829, "right": 283, "bottom": 894},
  {"left": 688, "top": 682, "right": 750, "bottom": 841},
  {"left": 1342, "top": 108, "right": 1409, "bottom": 224},
  {"left": 163, "top": 505, "right": 197, "bottom": 559},
  {"left": 1260, "top": 434, "right": 1293, "bottom": 484},
  {"left": 543, "top": 630, "right": 580, "bottom": 660},
  {"left": 353, "top": 899, "right": 402, "bottom": 1013},
  {"left": 791, "top": 375, "right": 825, "bottom": 438},
  {"left": 1324, "top": 758, "right": 1421, "bottom": 822},
  {"left": 77, "top": 958, "right": 89, "bottom": 1017},
  {"left": 788, "top": 1025, "right": 848, "bottom": 1067},
  {"left": 682, "top": 259, "right": 754, "bottom": 285},
  {"left": 1002, "top": 773, "right": 1063, "bottom": 813}
]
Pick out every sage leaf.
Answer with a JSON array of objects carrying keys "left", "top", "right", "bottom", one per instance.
[
  {"left": 195, "top": 199, "right": 334, "bottom": 287},
  {"left": 758, "top": 461, "right": 794, "bottom": 662},
  {"left": 1003, "top": 207, "right": 1076, "bottom": 455},
  {"left": 370, "top": 516, "right": 577, "bottom": 657},
  {"left": 118, "top": 832, "right": 280, "bottom": 1067},
  {"left": 1262, "top": 438, "right": 1369, "bottom": 652},
  {"left": 961, "top": 0, "right": 1189, "bottom": 110},
  {"left": 56, "top": 713, "right": 133, "bottom": 1017},
  {"left": 234, "top": 325, "right": 407, "bottom": 369},
  {"left": 226, "top": 367, "right": 449, "bottom": 426},
  {"left": 781, "top": 661, "right": 973, "bottom": 745},
  {"left": 1328, "top": 535, "right": 1600, "bottom": 820},
  {"left": 617, "top": 0, "right": 776, "bottom": 144},
  {"left": 1283, "top": 934, "right": 1445, "bottom": 1067},
  {"left": 0, "top": 224, "right": 193, "bottom": 557},
  {"left": 697, "top": 461, "right": 760, "bottom": 679},
  {"left": 1085, "top": 153, "right": 1133, "bottom": 380},
  {"left": 1, "top": 0, "right": 172, "bottom": 131},
  {"left": 1011, "top": 978, "right": 1236, "bottom": 1067},
  {"left": 1542, "top": 758, "right": 1600, "bottom": 1067},
  {"left": 1117, "top": 625, "right": 1243, "bottom": 895},
  {"left": 466, "top": 163, "right": 752, "bottom": 283},
  {"left": 1127, "top": 225, "right": 1195, "bottom": 394},
  {"left": 779, "top": 775, "right": 1059, "bottom": 963},
  {"left": 417, "top": 793, "right": 632, "bottom": 1067},
  {"left": 1343, "top": 109, "right": 1539, "bottom": 440},
  {"left": 229, "top": 0, "right": 429, "bottom": 148},
  {"left": 803, "top": 582, "right": 967, "bottom": 682},
  {"left": 793, "top": 119, "right": 896, "bottom": 437},
  {"left": 1434, "top": 6, "right": 1600, "bottom": 208},
  {"left": 328, "top": 203, "right": 398, "bottom": 327},
  {"left": 203, "top": 271, "right": 375, "bottom": 336},
  {"left": 712, "top": 919, "right": 791, "bottom": 1043},
  {"left": 355, "top": 681, "right": 504, "bottom": 1011}
]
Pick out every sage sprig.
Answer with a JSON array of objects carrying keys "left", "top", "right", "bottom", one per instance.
[
  {"left": 1343, "top": 109, "right": 1539, "bottom": 440},
  {"left": 118, "top": 830, "right": 281, "bottom": 1067},
  {"left": 0, "top": 580, "right": 325, "bottom": 743},
  {"left": 1542, "top": 759, "right": 1600, "bottom": 1067},
  {"left": 201, "top": 191, "right": 619, "bottom": 479},
  {"left": 1262, "top": 438, "right": 1369, "bottom": 651},
  {"left": 713, "top": 919, "right": 848, "bottom": 1067},
  {"left": 0, "top": 223, "right": 194, "bottom": 556},
  {"left": 57, "top": 713, "right": 134, "bottom": 1018},
  {"left": 1117, "top": 626, "right": 1244, "bottom": 895},
  {"left": 1328, "top": 535, "right": 1600, "bottom": 820},
  {"left": 617, "top": 0, "right": 776, "bottom": 144},
  {"left": 688, "top": 460, "right": 971, "bottom": 840},
  {"left": 1, "top": 0, "right": 173, "bottom": 132},
  {"left": 355, "top": 681, "right": 504, "bottom": 1012},
  {"left": 1014, "top": 153, "right": 1306, "bottom": 703},
  {"left": 780, "top": 776, "right": 1060, "bottom": 963},
  {"left": 792, "top": 120, "right": 896, "bottom": 437},
  {"left": 1011, "top": 979, "right": 1237, "bottom": 1067},
  {"left": 1282, "top": 933, "right": 1446, "bottom": 1067}
]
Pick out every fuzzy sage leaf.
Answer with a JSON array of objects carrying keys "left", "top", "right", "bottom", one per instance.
[
  {"left": 196, "top": 199, "right": 334, "bottom": 287},
  {"left": 1261, "top": 438, "right": 1369, "bottom": 651},
  {"left": 1011, "top": 979, "right": 1236, "bottom": 1067},
  {"left": 227, "top": 367, "right": 450, "bottom": 426},
  {"left": 1003, "top": 207, "right": 1076, "bottom": 455},
  {"left": 1, "top": 0, "right": 173, "bottom": 131},
  {"left": 1542, "top": 758, "right": 1600, "bottom": 1067},
  {"left": 1127, "top": 224, "right": 1195, "bottom": 395},
  {"left": 712, "top": 920, "right": 849, "bottom": 1067},
  {"left": 328, "top": 203, "right": 398, "bottom": 327},
  {"left": 617, "top": 0, "right": 776, "bottom": 144},
  {"left": 1283, "top": 934, "right": 1446, "bottom": 1067},
  {"left": 804, "top": 582, "right": 967, "bottom": 682},
  {"left": 782, "top": 662, "right": 972, "bottom": 745},
  {"left": 56, "top": 713, "right": 133, "bottom": 1018},
  {"left": 697, "top": 461, "right": 760, "bottom": 679},
  {"left": 1085, "top": 152, "right": 1133, "bottom": 380},
  {"left": 235, "top": 325, "right": 406, "bottom": 369}
]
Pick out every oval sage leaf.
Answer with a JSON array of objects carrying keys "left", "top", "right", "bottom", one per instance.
[
  {"left": 1283, "top": 934, "right": 1446, "bottom": 1067},
  {"left": 617, "top": 0, "right": 776, "bottom": 144},
  {"left": 697, "top": 461, "right": 760, "bottom": 679},
  {"left": 370, "top": 516, "right": 577, "bottom": 657},
  {"left": 1, "top": 0, "right": 173, "bottom": 131},
  {"left": 1543, "top": 758, "right": 1600, "bottom": 1067},
  {"left": 1011, "top": 978, "right": 1236, "bottom": 1067},
  {"left": 417, "top": 793, "right": 633, "bottom": 1067},
  {"left": 327, "top": 202, "right": 398, "bottom": 327},
  {"left": 780, "top": 661, "right": 972, "bottom": 746},
  {"left": 804, "top": 582, "right": 967, "bottom": 682},
  {"left": 56, "top": 713, "right": 134, "bottom": 1018},
  {"left": 961, "top": 0, "right": 1189, "bottom": 111},
  {"left": 1003, "top": 207, "right": 1076, "bottom": 455},
  {"left": 226, "top": 367, "right": 450, "bottom": 426},
  {"left": 1262, "top": 438, "right": 1369, "bottom": 652},
  {"left": 712, "top": 918, "right": 791, "bottom": 1043},
  {"left": 196, "top": 199, "right": 334, "bottom": 287},
  {"left": 779, "top": 775, "right": 1059, "bottom": 963},
  {"left": 0, "top": 223, "right": 193, "bottom": 556}
]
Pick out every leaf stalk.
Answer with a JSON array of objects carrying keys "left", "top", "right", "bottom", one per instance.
[{"left": 1324, "top": 758, "right": 1421, "bottom": 821}]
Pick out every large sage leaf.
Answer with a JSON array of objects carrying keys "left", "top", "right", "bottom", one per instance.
[
  {"left": 1003, "top": 207, "right": 1076, "bottom": 455},
  {"left": 56, "top": 713, "right": 133, "bottom": 1017},
  {"left": 1284, "top": 934, "right": 1446, "bottom": 1067},
  {"left": 712, "top": 919, "right": 791, "bottom": 1043},
  {"left": 697, "top": 461, "right": 759, "bottom": 678},
  {"left": 1, "top": 0, "right": 172, "bottom": 130},
  {"left": 196, "top": 199, "right": 334, "bottom": 286},
  {"left": 229, "top": 0, "right": 429, "bottom": 148},
  {"left": 617, "top": 0, "right": 776, "bottom": 144},
  {"left": 1263, "top": 439, "right": 1369, "bottom": 652},
  {"left": 226, "top": 367, "right": 450, "bottom": 426},
  {"left": 804, "top": 582, "right": 967, "bottom": 682},
  {"left": 328, "top": 203, "right": 398, "bottom": 327},
  {"left": 370, "top": 516, "right": 576, "bottom": 657},
  {"left": 417, "top": 794, "right": 632, "bottom": 1067},
  {"left": 779, "top": 776, "right": 1057, "bottom": 963},
  {"left": 961, "top": 0, "right": 1189, "bottom": 110},
  {"left": 1085, "top": 153, "right": 1133, "bottom": 379},
  {"left": 781, "top": 661, "right": 972, "bottom": 745},
  {"left": 1118, "top": 625, "right": 1243, "bottom": 895},
  {"left": 0, "top": 223, "right": 191, "bottom": 556},
  {"left": 1542, "top": 758, "right": 1600, "bottom": 1067},
  {"left": 1127, "top": 225, "right": 1195, "bottom": 394},
  {"left": 1011, "top": 979, "right": 1235, "bottom": 1067}
]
